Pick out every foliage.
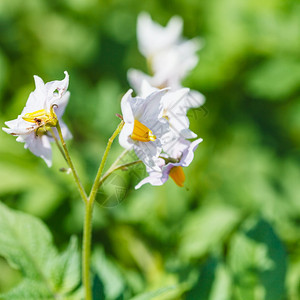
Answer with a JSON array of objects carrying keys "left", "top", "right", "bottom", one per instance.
[{"left": 0, "top": 0, "right": 300, "bottom": 299}]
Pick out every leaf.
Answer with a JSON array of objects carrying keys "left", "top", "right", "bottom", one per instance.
[
  {"left": 179, "top": 204, "right": 242, "bottom": 259},
  {"left": 209, "top": 263, "right": 232, "bottom": 300},
  {"left": 0, "top": 201, "right": 57, "bottom": 280},
  {"left": 0, "top": 202, "right": 81, "bottom": 298},
  {"left": 0, "top": 279, "right": 53, "bottom": 300},
  {"left": 130, "top": 285, "right": 177, "bottom": 300},
  {"left": 186, "top": 257, "right": 218, "bottom": 300},
  {"left": 186, "top": 258, "right": 232, "bottom": 300},
  {"left": 228, "top": 218, "right": 287, "bottom": 300},
  {"left": 47, "top": 236, "right": 81, "bottom": 295},
  {"left": 92, "top": 247, "right": 125, "bottom": 300}
]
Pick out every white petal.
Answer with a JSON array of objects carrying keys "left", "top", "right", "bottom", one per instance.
[
  {"left": 162, "top": 88, "right": 189, "bottom": 111},
  {"left": 135, "top": 157, "right": 166, "bottom": 189},
  {"left": 119, "top": 122, "right": 134, "bottom": 150},
  {"left": 180, "top": 128, "right": 197, "bottom": 139},
  {"left": 140, "top": 80, "right": 158, "bottom": 98},
  {"left": 54, "top": 91, "right": 70, "bottom": 119},
  {"left": 21, "top": 76, "right": 46, "bottom": 114},
  {"left": 121, "top": 89, "right": 134, "bottom": 123},
  {"left": 127, "top": 69, "right": 153, "bottom": 95},
  {"left": 137, "top": 12, "right": 183, "bottom": 58},
  {"left": 180, "top": 138, "right": 203, "bottom": 167},
  {"left": 163, "top": 137, "right": 190, "bottom": 159},
  {"left": 3, "top": 118, "right": 36, "bottom": 135},
  {"left": 133, "top": 141, "right": 161, "bottom": 171},
  {"left": 59, "top": 120, "right": 72, "bottom": 140},
  {"left": 46, "top": 71, "right": 70, "bottom": 110},
  {"left": 24, "top": 133, "right": 53, "bottom": 167},
  {"left": 139, "top": 89, "right": 168, "bottom": 129},
  {"left": 50, "top": 120, "right": 72, "bottom": 141},
  {"left": 150, "top": 38, "right": 201, "bottom": 89},
  {"left": 135, "top": 172, "right": 164, "bottom": 189},
  {"left": 185, "top": 90, "right": 205, "bottom": 108}
]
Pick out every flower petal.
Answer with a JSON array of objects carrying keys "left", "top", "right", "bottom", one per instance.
[
  {"left": 137, "top": 12, "right": 183, "bottom": 58},
  {"left": 119, "top": 122, "right": 134, "bottom": 150},
  {"left": 24, "top": 133, "right": 52, "bottom": 167},
  {"left": 121, "top": 89, "right": 134, "bottom": 124}
]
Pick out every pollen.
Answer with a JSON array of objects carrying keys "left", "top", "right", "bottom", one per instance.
[
  {"left": 131, "top": 120, "right": 156, "bottom": 142},
  {"left": 169, "top": 166, "right": 185, "bottom": 187},
  {"left": 22, "top": 106, "right": 58, "bottom": 128},
  {"left": 22, "top": 109, "right": 49, "bottom": 124}
]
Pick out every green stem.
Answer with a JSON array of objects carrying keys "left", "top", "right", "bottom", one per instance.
[
  {"left": 82, "top": 200, "right": 93, "bottom": 300},
  {"left": 99, "top": 160, "right": 142, "bottom": 187},
  {"left": 49, "top": 128, "right": 68, "bottom": 164},
  {"left": 88, "top": 120, "right": 124, "bottom": 204},
  {"left": 82, "top": 120, "right": 124, "bottom": 300},
  {"left": 56, "top": 122, "right": 88, "bottom": 203}
]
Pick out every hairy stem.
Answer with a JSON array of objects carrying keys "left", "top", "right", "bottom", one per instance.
[
  {"left": 88, "top": 120, "right": 124, "bottom": 204},
  {"left": 49, "top": 128, "right": 68, "bottom": 164},
  {"left": 82, "top": 200, "right": 93, "bottom": 300},
  {"left": 99, "top": 160, "right": 142, "bottom": 186},
  {"left": 56, "top": 122, "right": 88, "bottom": 203},
  {"left": 82, "top": 120, "right": 124, "bottom": 300}
]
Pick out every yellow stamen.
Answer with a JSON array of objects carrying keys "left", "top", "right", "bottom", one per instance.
[
  {"left": 22, "top": 106, "right": 57, "bottom": 128},
  {"left": 169, "top": 166, "right": 185, "bottom": 187},
  {"left": 131, "top": 120, "right": 156, "bottom": 142},
  {"left": 22, "top": 109, "right": 49, "bottom": 123}
]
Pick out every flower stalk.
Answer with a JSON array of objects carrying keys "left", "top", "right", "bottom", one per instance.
[
  {"left": 88, "top": 120, "right": 125, "bottom": 205},
  {"left": 56, "top": 121, "right": 88, "bottom": 203},
  {"left": 82, "top": 120, "right": 124, "bottom": 300}
]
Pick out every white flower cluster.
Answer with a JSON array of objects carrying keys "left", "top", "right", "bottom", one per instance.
[
  {"left": 2, "top": 13, "right": 204, "bottom": 189},
  {"left": 119, "top": 13, "right": 205, "bottom": 188},
  {"left": 2, "top": 72, "right": 71, "bottom": 167}
]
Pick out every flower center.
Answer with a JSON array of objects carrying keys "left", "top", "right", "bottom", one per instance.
[
  {"left": 131, "top": 120, "right": 156, "bottom": 142},
  {"left": 22, "top": 107, "right": 57, "bottom": 128},
  {"left": 169, "top": 166, "right": 185, "bottom": 187}
]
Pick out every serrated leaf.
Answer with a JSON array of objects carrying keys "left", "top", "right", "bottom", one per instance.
[
  {"left": 0, "top": 279, "right": 53, "bottom": 300},
  {"left": 92, "top": 247, "right": 125, "bottom": 300},
  {"left": 0, "top": 201, "right": 57, "bottom": 280},
  {"left": 48, "top": 236, "right": 81, "bottom": 294},
  {"left": 0, "top": 202, "right": 81, "bottom": 298}
]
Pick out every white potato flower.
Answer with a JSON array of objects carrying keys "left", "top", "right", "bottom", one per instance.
[
  {"left": 2, "top": 71, "right": 71, "bottom": 167},
  {"left": 139, "top": 81, "right": 198, "bottom": 141},
  {"left": 137, "top": 12, "right": 183, "bottom": 59},
  {"left": 135, "top": 138, "right": 202, "bottom": 189},
  {"left": 119, "top": 88, "right": 169, "bottom": 170},
  {"left": 128, "top": 12, "right": 205, "bottom": 108}
]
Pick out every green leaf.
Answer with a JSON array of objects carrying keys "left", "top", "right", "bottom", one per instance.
[
  {"left": 130, "top": 285, "right": 177, "bottom": 300},
  {"left": 47, "top": 236, "right": 81, "bottom": 294},
  {"left": 0, "top": 202, "right": 81, "bottom": 298},
  {"left": 0, "top": 201, "right": 57, "bottom": 280},
  {"left": 209, "top": 263, "right": 232, "bottom": 300},
  {"left": 228, "top": 218, "right": 286, "bottom": 300},
  {"left": 186, "top": 258, "right": 232, "bottom": 300},
  {"left": 0, "top": 279, "right": 53, "bottom": 300},
  {"left": 179, "top": 204, "right": 242, "bottom": 259},
  {"left": 92, "top": 247, "right": 125, "bottom": 300},
  {"left": 186, "top": 258, "right": 218, "bottom": 300}
]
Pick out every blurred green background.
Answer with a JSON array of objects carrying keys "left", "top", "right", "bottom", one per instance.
[{"left": 0, "top": 0, "right": 300, "bottom": 299}]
